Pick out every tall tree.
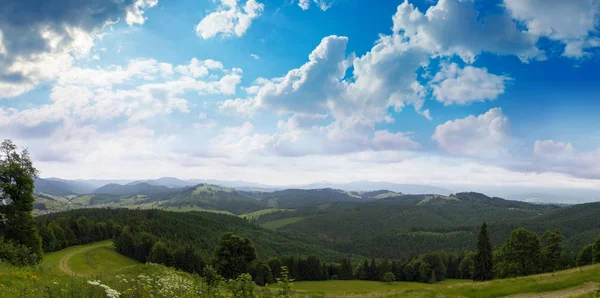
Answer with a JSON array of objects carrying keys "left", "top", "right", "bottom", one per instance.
[
  {"left": 473, "top": 222, "right": 493, "bottom": 281},
  {"left": 0, "top": 139, "right": 43, "bottom": 260},
  {"left": 214, "top": 232, "right": 257, "bottom": 279},
  {"left": 541, "top": 229, "right": 562, "bottom": 272},
  {"left": 593, "top": 236, "right": 600, "bottom": 264},
  {"left": 495, "top": 227, "right": 542, "bottom": 278}
]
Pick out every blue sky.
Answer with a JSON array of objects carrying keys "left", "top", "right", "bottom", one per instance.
[{"left": 1, "top": 0, "right": 600, "bottom": 190}]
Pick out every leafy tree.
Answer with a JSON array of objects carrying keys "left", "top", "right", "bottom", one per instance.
[
  {"left": 368, "top": 258, "right": 379, "bottom": 281},
  {"left": 593, "top": 236, "right": 600, "bottom": 264},
  {"left": 0, "top": 140, "right": 42, "bottom": 260},
  {"left": 149, "top": 241, "right": 174, "bottom": 266},
  {"left": 421, "top": 252, "right": 447, "bottom": 281},
  {"left": 494, "top": 228, "right": 542, "bottom": 278},
  {"left": 339, "top": 257, "right": 354, "bottom": 280},
  {"left": 276, "top": 266, "right": 294, "bottom": 298},
  {"left": 541, "top": 229, "right": 562, "bottom": 272},
  {"left": 473, "top": 222, "right": 493, "bottom": 281},
  {"left": 577, "top": 244, "right": 594, "bottom": 266},
  {"left": 203, "top": 265, "right": 223, "bottom": 297},
  {"left": 249, "top": 260, "right": 274, "bottom": 286},
  {"left": 114, "top": 226, "right": 136, "bottom": 257},
  {"left": 226, "top": 273, "right": 255, "bottom": 298},
  {"left": 459, "top": 252, "right": 475, "bottom": 279},
  {"left": 382, "top": 271, "right": 396, "bottom": 284},
  {"left": 214, "top": 232, "right": 257, "bottom": 279},
  {"left": 268, "top": 257, "right": 283, "bottom": 279},
  {"left": 418, "top": 261, "right": 432, "bottom": 283}
]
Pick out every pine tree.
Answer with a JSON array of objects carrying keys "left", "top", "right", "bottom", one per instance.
[{"left": 473, "top": 222, "right": 493, "bottom": 281}]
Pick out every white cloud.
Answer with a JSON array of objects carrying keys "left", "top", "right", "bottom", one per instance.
[
  {"left": 195, "top": 0, "right": 264, "bottom": 39},
  {"left": 392, "top": 0, "right": 544, "bottom": 63},
  {"left": 432, "top": 108, "right": 511, "bottom": 157},
  {"left": 512, "top": 140, "right": 600, "bottom": 180},
  {"left": 371, "top": 130, "right": 420, "bottom": 151},
  {"left": 504, "top": 0, "right": 600, "bottom": 58},
  {"left": 250, "top": 54, "right": 260, "bottom": 60},
  {"left": 533, "top": 140, "right": 575, "bottom": 158},
  {"left": 429, "top": 62, "right": 509, "bottom": 105},
  {"left": 297, "top": 0, "right": 334, "bottom": 11},
  {"left": 0, "top": 0, "right": 158, "bottom": 99}
]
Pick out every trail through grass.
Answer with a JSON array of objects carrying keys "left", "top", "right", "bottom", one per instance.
[{"left": 43, "top": 240, "right": 137, "bottom": 276}]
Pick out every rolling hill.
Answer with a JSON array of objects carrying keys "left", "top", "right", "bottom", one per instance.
[{"left": 93, "top": 182, "right": 177, "bottom": 196}]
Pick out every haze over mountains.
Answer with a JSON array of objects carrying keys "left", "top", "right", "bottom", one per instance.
[{"left": 33, "top": 176, "right": 600, "bottom": 204}]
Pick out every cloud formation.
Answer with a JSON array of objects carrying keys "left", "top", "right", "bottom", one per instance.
[
  {"left": 432, "top": 108, "right": 511, "bottom": 157},
  {"left": 0, "top": 0, "right": 158, "bottom": 98},
  {"left": 504, "top": 0, "right": 600, "bottom": 58},
  {"left": 196, "top": 0, "right": 264, "bottom": 39},
  {"left": 429, "top": 63, "right": 509, "bottom": 105}
]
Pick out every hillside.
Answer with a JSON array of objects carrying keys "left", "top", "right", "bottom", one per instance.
[
  {"left": 34, "top": 178, "right": 79, "bottom": 196},
  {"left": 37, "top": 208, "right": 346, "bottom": 261},
  {"left": 252, "top": 192, "right": 565, "bottom": 258},
  {"left": 93, "top": 182, "right": 176, "bottom": 196}
]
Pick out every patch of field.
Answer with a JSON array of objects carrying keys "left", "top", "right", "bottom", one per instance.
[
  {"left": 160, "top": 205, "right": 235, "bottom": 215},
  {"left": 261, "top": 216, "right": 305, "bottom": 230},
  {"left": 69, "top": 194, "right": 94, "bottom": 205},
  {"left": 192, "top": 184, "right": 232, "bottom": 195},
  {"left": 417, "top": 195, "right": 459, "bottom": 205},
  {"left": 42, "top": 240, "right": 137, "bottom": 276},
  {"left": 240, "top": 208, "right": 293, "bottom": 220},
  {"left": 273, "top": 264, "right": 600, "bottom": 297}
]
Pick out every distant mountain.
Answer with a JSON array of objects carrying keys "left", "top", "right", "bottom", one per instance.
[
  {"left": 45, "top": 177, "right": 96, "bottom": 194},
  {"left": 296, "top": 181, "right": 453, "bottom": 195},
  {"left": 128, "top": 177, "right": 195, "bottom": 188},
  {"left": 93, "top": 182, "right": 175, "bottom": 196},
  {"left": 163, "top": 184, "right": 266, "bottom": 214},
  {"left": 34, "top": 178, "right": 78, "bottom": 196},
  {"left": 257, "top": 188, "right": 363, "bottom": 208},
  {"left": 188, "top": 179, "right": 281, "bottom": 191}
]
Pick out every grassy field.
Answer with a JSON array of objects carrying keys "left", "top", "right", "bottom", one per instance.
[
  {"left": 240, "top": 208, "right": 293, "bottom": 220},
  {"left": 261, "top": 216, "right": 305, "bottom": 230},
  {"left": 41, "top": 240, "right": 138, "bottom": 276},
  {"left": 272, "top": 265, "right": 600, "bottom": 297},
  {"left": 2, "top": 240, "right": 600, "bottom": 297}
]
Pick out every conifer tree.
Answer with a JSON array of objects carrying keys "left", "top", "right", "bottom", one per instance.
[{"left": 473, "top": 222, "right": 493, "bottom": 281}]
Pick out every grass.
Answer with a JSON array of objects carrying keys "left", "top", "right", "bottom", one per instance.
[
  {"left": 240, "top": 208, "right": 293, "bottom": 220},
  {"left": 270, "top": 265, "right": 600, "bottom": 297},
  {"left": 161, "top": 205, "right": 235, "bottom": 215},
  {"left": 261, "top": 216, "right": 305, "bottom": 230},
  {"left": 42, "top": 240, "right": 137, "bottom": 276}
]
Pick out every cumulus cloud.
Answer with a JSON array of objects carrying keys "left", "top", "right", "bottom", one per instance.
[
  {"left": 432, "top": 108, "right": 511, "bottom": 157},
  {"left": 0, "top": 0, "right": 158, "bottom": 98},
  {"left": 195, "top": 0, "right": 264, "bottom": 39},
  {"left": 297, "top": 0, "right": 334, "bottom": 11},
  {"left": 504, "top": 0, "right": 600, "bottom": 58},
  {"left": 392, "top": 0, "right": 544, "bottom": 63},
  {"left": 0, "top": 57, "right": 241, "bottom": 141},
  {"left": 533, "top": 140, "right": 575, "bottom": 158},
  {"left": 511, "top": 140, "right": 600, "bottom": 180},
  {"left": 250, "top": 54, "right": 260, "bottom": 60},
  {"left": 371, "top": 131, "right": 420, "bottom": 151},
  {"left": 429, "top": 63, "right": 510, "bottom": 105}
]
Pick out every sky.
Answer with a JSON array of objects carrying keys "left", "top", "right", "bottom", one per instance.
[{"left": 1, "top": 0, "right": 600, "bottom": 190}]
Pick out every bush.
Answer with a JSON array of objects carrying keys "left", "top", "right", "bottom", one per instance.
[
  {"left": 0, "top": 237, "right": 38, "bottom": 266},
  {"left": 382, "top": 271, "right": 396, "bottom": 284}
]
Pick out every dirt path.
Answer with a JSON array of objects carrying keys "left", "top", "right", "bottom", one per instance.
[
  {"left": 503, "top": 282, "right": 598, "bottom": 298},
  {"left": 58, "top": 242, "right": 112, "bottom": 276}
]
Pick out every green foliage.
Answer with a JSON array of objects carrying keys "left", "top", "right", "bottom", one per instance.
[
  {"left": 494, "top": 228, "right": 542, "bottom": 278},
  {"left": 214, "top": 233, "right": 257, "bottom": 279},
  {"left": 0, "top": 236, "right": 38, "bottom": 266},
  {"left": 202, "top": 265, "right": 223, "bottom": 296},
  {"left": 577, "top": 244, "right": 594, "bottom": 266},
  {"left": 382, "top": 271, "right": 395, "bottom": 283},
  {"left": 459, "top": 252, "right": 475, "bottom": 279},
  {"left": 541, "top": 229, "right": 562, "bottom": 272},
  {"left": 473, "top": 222, "right": 493, "bottom": 281},
  {"left": 226, "top": 273, "right": 256, "bottom": 298},
  {"left": 593, "top": 236, "right": 600, "bottom": 264},
  {"left": 275, "top": 266, "right": 294, "bottom": 298},
  {"left": 0, "top": 139, "right": 43, "bottom": 261}
]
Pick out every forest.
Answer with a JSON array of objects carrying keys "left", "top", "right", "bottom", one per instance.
[{"left": 2, "top": 138, "right": 600, "bottom": 294}]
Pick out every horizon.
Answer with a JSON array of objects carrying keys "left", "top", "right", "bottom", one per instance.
[{"left": 2, "top": 0, "right": 600, "bottom": 192}]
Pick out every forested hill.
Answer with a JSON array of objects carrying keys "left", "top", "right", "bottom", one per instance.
[{"left": 35, "top": 208, "right": 345, "bottom": 261}]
